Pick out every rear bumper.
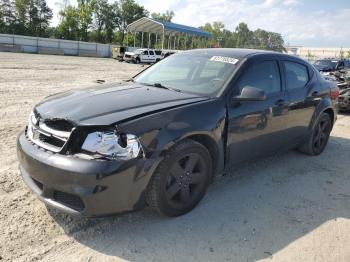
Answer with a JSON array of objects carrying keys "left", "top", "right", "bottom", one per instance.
[{"left": 17, "top": 131, "right": 158, "bottom": 217}]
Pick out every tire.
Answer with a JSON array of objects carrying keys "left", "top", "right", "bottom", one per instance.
[
  {"left": 298, "top": 112, "right": 332, "bottom": 155},
  {"left": 135, "top": 58, "right": 140, "bottom": 64},
  {"left": 155, "top": 58, "right": 160, "bottom": 63},
  {"left": 146, "top": 139, "right": 213, "bottom": 217}
]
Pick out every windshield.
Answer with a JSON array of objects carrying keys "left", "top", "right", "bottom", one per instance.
[
  {"left": 134, "top": 53, "right": 239, "bottom": 96},
  {"left": 314, "top": 60, "right": 337, "bottom": 67},
  {"left": 134, "top": 49, "right": 143, "bottom": 54}
]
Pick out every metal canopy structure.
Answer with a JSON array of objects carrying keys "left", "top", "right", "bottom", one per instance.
[{"left": 126, "top": 17, "right": 212, "bottom": 50}]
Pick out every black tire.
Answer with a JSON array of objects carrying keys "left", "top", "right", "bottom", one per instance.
[
  {"left": 298, "top": 112, "right": 332, "bottom": 155},
  {"left": 135, "top": 58, "right": 140, "bottom": 64},
  {"left": 155, "top": 58, "right": 160, "bottom": 63},
  {"left": 146, "top": 139, "right": 212, "bottom": 217}
]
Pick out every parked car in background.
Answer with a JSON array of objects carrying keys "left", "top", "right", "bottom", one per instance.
[
  {"left": 339, "top": 88, "right": 350, "bottom": 112},
  {"left": 123, "top": 48, "right": 162, "bottom": 64},
  {"left": 314, "top": 59, "right": 350, "bottom": 73},
  {"left": 17, "top": 49, "right": 338, "bottom": 218},
  {"left": 336, "top": 69, "right": 350, "bottom": 89}
]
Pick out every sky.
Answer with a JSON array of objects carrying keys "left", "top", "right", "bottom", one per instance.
[{"left": 47, "top": 0, "right": 350, "bottom": 47}]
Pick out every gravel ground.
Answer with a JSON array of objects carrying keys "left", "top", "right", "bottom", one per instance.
[{"left": 0, "top": 52, "right": 349, "bottom": 262}]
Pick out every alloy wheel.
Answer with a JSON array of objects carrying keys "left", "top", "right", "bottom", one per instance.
[{"left": 165, "top": 153, "right": 207, "bottom": 206}]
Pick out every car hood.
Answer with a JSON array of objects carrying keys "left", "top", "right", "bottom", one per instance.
[
  {"left": 34, "top": 82, "right": 208, "bottom": 126},
  {"left": 125, "top": 51, "right": 136, "bottom": 56}
]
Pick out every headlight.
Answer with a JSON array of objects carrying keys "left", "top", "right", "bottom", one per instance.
[{"left": 80, "top": 131, "right": 143, "bottom": 160}]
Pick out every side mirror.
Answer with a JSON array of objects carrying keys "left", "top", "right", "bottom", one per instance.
[{"left": 232, "top": 86, "right": 266, "bottom": 101}]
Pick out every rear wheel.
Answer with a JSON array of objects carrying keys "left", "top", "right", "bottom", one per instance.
[
  {"left": 146, "top": 140, "right": 212, "bottom": 217},
  {"left": 298, "top": 112, "right": 332, "bottom": 155}
]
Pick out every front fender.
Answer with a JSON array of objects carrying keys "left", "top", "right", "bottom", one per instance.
[{"left": 117, "top": 98, "right": 227, "bottom": 176}]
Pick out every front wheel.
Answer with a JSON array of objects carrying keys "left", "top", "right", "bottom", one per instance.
[
  {"left": 298, "top": 112, "right": 332, "bottom": 155},
  {"left": 146, "top": 140, "right": 212, "bottom": 217}
]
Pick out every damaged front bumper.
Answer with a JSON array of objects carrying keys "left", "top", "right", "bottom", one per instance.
[{"left": 17, "top": 131, "right": 159, "bottom": 217}]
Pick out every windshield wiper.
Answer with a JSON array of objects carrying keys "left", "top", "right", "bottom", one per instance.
[{"left": 141, "top": 82, "right": 182, "bottom": 92}]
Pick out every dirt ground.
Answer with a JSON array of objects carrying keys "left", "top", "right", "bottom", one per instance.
[{"left": 0, "top": 52, "right": 349, "bottom": 262}]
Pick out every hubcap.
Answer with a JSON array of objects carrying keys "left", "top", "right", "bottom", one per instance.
[{"left": 165, "top": 153, "right": 207, "bottom": 205}]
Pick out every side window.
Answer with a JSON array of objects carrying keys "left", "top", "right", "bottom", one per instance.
[
  {"left": 238, "top": 60, "right": 281, "bottom": 94},
  {"left": 338, "top": 61, "right": 344, "bottom": 69},
  {"left": 142, "top": 51, "right": 148, "bottom": 55},
  {"left": 149, "top": 50, "right": 154, "bottom": 55},
  {"left": 283, "top": 61, "right": 309, "bottom": 89}
]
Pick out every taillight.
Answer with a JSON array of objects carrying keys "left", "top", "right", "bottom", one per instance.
[{"left": 330, "top": 89, "right": 339, "bottom": 100}]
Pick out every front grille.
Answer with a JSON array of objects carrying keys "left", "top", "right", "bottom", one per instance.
[
  {"left": 44, "top": 119, "right": 74, "bottom": 132},
  {"left": 27, "top": 113, "right": 73, "bottom": 152},
  {"left": 53, "top": 191, "right": 85, "bottom": 212},
  {"left": 38, "top": 133, "right": 65, "bottom": 148},
  {"left": 125, "top": 54, "right": 131, "bottom": 58}
]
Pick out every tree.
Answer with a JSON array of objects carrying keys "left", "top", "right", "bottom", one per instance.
[
  {"left": 1, "top": 0, "right": 16, "bottom": 33},
  {"left": 58, "top": 5, "right": 79, "bottom": 40},
  {"left": 77, "top": 0, "right": 94, "bottom": 41},
  {"left": 36, "top": 0, "right": 52, "bottom": 36},
  {"left": 235, "top": 22, "right": 254, "bottom": 48},
  {"left": 151, "top": 10, "right": 174, "bottom": 22},
  {"left": 93, "top": 0, "right": 117, "bottom": 43},
  {"left": 115, "top": 0, "right": 148, "bottom": 44},
  {"left": 12, "top": 0, "right": 52, "bottom": 36}
]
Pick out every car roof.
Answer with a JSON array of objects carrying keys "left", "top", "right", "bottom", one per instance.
[{"left": 182, "top": 48, "right": 282, "bottom": 59}]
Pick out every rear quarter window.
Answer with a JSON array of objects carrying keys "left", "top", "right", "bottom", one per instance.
[{"left": 283, "top": 61, "right": 309, "bottom": 89}]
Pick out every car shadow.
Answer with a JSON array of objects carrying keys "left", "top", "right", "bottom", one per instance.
[{"left": 50, "top": 135, "right": 350, "bottom": 261}]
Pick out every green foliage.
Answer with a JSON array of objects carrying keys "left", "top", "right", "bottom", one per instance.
[
  {"left": 58, "top": 5, "right": 79, "bottom": 40},
  {"left": 115, "top": 0, "right": 149, "bottom": 44},
  {"left": 202, "top": 21, "right": 285, "bottom": 52},
  {"left": 151, "top": 10, "right": 174, "bottom": 22}
]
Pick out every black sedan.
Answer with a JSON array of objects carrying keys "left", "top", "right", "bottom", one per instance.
[{"left": 17, "top": 49, "right": 338, "bottom": 217}]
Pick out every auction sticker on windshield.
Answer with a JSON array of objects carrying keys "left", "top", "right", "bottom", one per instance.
[{"left": 210, "top": 56, "right": 239, "bottom": 64}]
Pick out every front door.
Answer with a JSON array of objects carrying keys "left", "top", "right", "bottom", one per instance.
[
  {"left": 227, "top": 58, "right": 289, "bottom": 166},
  {"left": 141, "top": 50, "right": 149, "bottom": 62}
]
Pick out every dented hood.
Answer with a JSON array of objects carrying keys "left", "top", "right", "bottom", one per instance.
[{"left": 35, "top": 82, "right": 208, "bottom": 126}]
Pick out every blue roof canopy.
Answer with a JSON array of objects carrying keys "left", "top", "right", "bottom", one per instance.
[{"left": 127, "top": 17, "right": 212, "bottom": 38}]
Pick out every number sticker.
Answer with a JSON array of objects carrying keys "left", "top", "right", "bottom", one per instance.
[{"left": 210, "top": 56, "right": 239, "bottom": 64}]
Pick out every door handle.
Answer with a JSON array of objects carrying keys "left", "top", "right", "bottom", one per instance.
[{"left": 275, "top": 99, "right": 286, "bottom": 106}]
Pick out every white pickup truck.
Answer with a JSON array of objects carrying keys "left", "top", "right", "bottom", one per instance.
[{"left": 123, "top": 49, "right": 163, "bottom": 64}]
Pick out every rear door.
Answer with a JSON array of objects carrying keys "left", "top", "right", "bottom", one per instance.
[
  {"left": 227, "top": 57, "right": 289, "bottom": 165},
  {"left": 281, "top": 59, "right": 316, "bottom": 143},
  {"left": 149, "top": 50, "right": 156, "bottom": 62}
]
